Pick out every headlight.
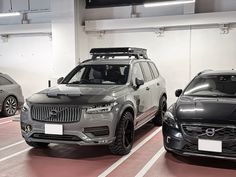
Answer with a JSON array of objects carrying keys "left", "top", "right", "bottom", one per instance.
[
  {"left": 163, "top": 111, "right": 179, "bottom": 129},
  {"left": 86, "top": 102, "right": 118, "bottom": 114},
  {"left": 22, "top": 102, "right": 29, "bottom": 112}
]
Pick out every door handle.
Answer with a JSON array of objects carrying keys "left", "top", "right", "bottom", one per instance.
[{"left": 146, "top": 87, "right": 150, "bottom": 91}]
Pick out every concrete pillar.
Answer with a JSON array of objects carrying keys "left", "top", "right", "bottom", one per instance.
[{"left": 51, "top": 0, "right": 77, "bottom": 78}]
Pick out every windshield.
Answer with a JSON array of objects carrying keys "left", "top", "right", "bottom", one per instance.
[
  {"left": 184, "top": 75, "right": 236, "bottom": 97},
  {"left": 62, "top": 64, "right": 130, "bottom": 85}
]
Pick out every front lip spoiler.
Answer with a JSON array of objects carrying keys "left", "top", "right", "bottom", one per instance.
[
  {"left": 183, "top": 152, "right": 236, "bottom": 160},
  {"left": 165, "top": 146, "right": 236, "bottom": 160}
]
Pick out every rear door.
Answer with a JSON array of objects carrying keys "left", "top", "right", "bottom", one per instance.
[
  {"left": 137, "top": 62, "right": 157, "bottom": 123},
  {"left": 148, "top": 62, "right": 161, "bottom": 109}
]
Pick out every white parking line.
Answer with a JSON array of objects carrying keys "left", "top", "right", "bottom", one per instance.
[
  {"left": 0, "top": 120, "right": 12, "bottom": 125},
  {"left": 0, "top": 117, "right": 12, "bottom": 121},
  {"left": 135, "top": 147, "right": 165, "bottom": 177},
  {"left": 0, "top": 147, "right": 31, "bottom": 163},
  {"left": 0, "top": 140, "right": 25, "bottom": 152},
  {"left": 98, "top": 127, "right": 162, "bottom": 177}
]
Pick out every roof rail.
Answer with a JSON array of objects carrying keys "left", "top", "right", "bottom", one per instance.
[
  {"left": 197, "top": 69, "right": 213, "bottom": 76},
  {"left": 90, "top": 47, "right": 149, "bottom": 60}
]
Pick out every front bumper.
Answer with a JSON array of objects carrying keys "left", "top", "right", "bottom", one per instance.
[
  {"left": 20, "top": 108, "right": 119, "bottom": 146},
  {"left": 163, "top": 122, "right": 236, "bottom": 160}
]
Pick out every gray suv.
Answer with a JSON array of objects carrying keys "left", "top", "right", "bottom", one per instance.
[
  {"left": 0, "top": 73, "right": 24, "bottom": 116},
  {"left": 21, "top": 48, "right": 167, "bottom": 155}
]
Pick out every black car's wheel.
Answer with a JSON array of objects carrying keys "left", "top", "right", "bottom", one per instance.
[
  {"left": 109, "top": 112, "right": 134, "bottom": 155},
  {"left": 25, "top": 141, "right": 49, "bottom": 148},
  {"left": 2, "top": 96, "right": 18, "bottom": 117},
  {"left": 153, "top": 96, "right": 167, "bottom": 126}
]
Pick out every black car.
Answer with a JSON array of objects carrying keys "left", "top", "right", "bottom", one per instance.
[{"left": 163, "top": 70, "right": 236, "bottom": 160}]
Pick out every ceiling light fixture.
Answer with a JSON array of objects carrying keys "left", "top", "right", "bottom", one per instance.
[
  {"left": 144, "top": 0, "right": 195, "bottom": 7},
  {"left": 0, "top": 12, "right": 21, "bottom": 17}
]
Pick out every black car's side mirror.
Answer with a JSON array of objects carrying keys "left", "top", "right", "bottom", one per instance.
[
  {"left": 135, "top": 78, "right": 144, "bottom": 88},
  {"left": 57, "top": 77, "right": 64, "bottom": 84},
  {"left": 175, "top": 89, "right": 183, "bottom": 97}
]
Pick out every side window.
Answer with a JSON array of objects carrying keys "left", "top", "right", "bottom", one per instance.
[
  {"left": 140, "top": 62, "right": 153, "bottom": 82},
  {"left": 149, "top": 62, "right": 159, "bottom": 78},
  {"left": 0, "top": 76, "right": 12, "bottom": 85},
  {"left": 132, "top": 63, "right": 144, "bottom": 84}
]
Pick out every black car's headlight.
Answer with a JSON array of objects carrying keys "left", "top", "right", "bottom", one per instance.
[
  {"left": 22, "top": 102, "right": 29, "bottom": 112},
  {"left": 86, "top": 102, "right": 118, "bottom": 114},
  {"left": 163, "top": 111, "right": 179, "bottom": 129}
]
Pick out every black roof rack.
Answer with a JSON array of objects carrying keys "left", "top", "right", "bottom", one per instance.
[{"left": 90, "top": 47, "right": 148, "bottom": 60}]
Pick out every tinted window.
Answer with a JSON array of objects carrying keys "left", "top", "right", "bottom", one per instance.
[
  {"left": 63, "top": 65, "right": 130, "bottom": 85},
  {"left": 132, "top": 63, "right": 144, "bottom": 84},
  {"left": 140, "top": 62, "right": 153, "bottom": 82},
  {"left": 0, "top": 76, "right": 12, "bottom": 85},
  {"left": 149, "top": 62, "right": 159, "bottom": 78},
  {"left": 184, "top": 75, "right": 236, "bottom": 97}
]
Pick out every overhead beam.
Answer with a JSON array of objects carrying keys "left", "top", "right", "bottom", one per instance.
[
  {"left": 85, "top": 11, "right": 236, "bottom": 32},
  {"left": 0, "top": 23, "right": 51, "bottom": 35}
]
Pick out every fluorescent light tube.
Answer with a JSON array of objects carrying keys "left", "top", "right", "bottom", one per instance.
[
  {"left": 144, "top": 0, "right": 195, "bottom": 7},
  {"left": 0, "top": 12, "right": 21, "bottom": 17}
]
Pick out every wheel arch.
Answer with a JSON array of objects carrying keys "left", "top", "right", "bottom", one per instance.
[{"left": 115, "top": 102, "right": 135, "bottom": 132}]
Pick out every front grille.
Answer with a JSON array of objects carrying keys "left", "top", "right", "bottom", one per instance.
[
  {"left": 31, "top": 104, "right": 80, "bottom": 123},
  {"left": 182, "top": 124, "right": 236, "bottom": 141},
  {"left": 32, "top": 133, "right": 82, "bottom": 141},
  {"left": 183, "top": 142, "right": 236, "bottom": 155}
]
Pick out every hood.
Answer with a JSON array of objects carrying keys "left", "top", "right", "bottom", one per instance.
[
  {"left": 175, "top": 96, "right": 236, "bottom": 124},
  {"left": 27, "top": 84, "right": 128, "bottom": 105}
]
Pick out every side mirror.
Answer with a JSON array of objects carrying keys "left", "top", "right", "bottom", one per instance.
[
  {"left": 175, "top": 89, "right": 183, "bottom": 97},
  {"left": 57, "top": 77, "right": 64, "bottom": 84},
  {"left": 135, "top": 78, "right": 144, "bottom": 88}
]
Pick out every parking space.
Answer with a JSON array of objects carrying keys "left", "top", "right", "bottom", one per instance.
[{"left": 1, "top": 117, "right": 236, "bottom": 177}]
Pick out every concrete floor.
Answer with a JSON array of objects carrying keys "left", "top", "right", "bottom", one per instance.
[{"left": 1, "top": 116, "right": 236, "bottom": 177}]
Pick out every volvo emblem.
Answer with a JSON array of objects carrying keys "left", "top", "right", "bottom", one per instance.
[
  {"left": 49, "top": 110, "right": 58, "bottom": 118},
  {"left": 205, "top": 128, "right": 215, "bottom": 137}
]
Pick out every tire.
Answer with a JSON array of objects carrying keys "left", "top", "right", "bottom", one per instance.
[
  {"left": 2, "top": 96, "right": 18, "bottom": 117},
  {"left": 164, "top": 145, "right": 172, "bottom": 153},
  {"left": 153, "top": 96, "right": 167, "bottom": 126},
  {"left": 109, "top": 112, "right": 134, "bottom": 155},
  {"left": 25, "top": 141, "right": 49, "bottom": 148}
]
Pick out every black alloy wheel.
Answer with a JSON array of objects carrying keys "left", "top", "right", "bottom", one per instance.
[{"left": 109, "top": 112, "right": 134, "bottom": 155}]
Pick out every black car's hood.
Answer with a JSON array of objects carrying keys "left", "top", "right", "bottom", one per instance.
[
  {"left": 27, "top": 84, "right": 127, "bottom": 105},
  {"left": 175, "top": 96, "right": 236, "bottom": 124}
]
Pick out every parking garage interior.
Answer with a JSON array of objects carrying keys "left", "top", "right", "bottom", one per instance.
[{"left": 1, "top": 0, "right": 236, "bottom": 177}]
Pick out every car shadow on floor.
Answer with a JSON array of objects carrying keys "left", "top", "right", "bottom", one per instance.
[
  {"left": 27, "top": 122, "right": 158, "bottom": 160},
  {"left": 0, "top": 110, "right": 20, "bottom": 119},
  {"left": 164, "top": 152, "right": 236, "bottom": 171}
]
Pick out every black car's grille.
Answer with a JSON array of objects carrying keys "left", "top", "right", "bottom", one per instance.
[
  {"left": 183, "top": 143, "right": 236, "bottom": 155},
  {"left": 32, "top": 133, "right": 82, "bottom": 141},
  {"left": 31, "top": 105, "right": 80, "bottom": 123},
  {"left": 182, "top": 124, "right": 236, "bottom": 141}
]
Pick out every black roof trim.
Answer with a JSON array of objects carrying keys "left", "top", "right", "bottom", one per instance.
[{"left": 197, "top": 69, "right": 213, "bottom": 76}]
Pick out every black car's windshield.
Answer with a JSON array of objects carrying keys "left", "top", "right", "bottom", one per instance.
[
  {"left": 63, "top": 64, "right": 130, "bottom": 85},
  {"left": 184, "top": 75, "right": 236, "bottom": 97}
]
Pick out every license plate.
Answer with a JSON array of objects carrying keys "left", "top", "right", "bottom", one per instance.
[
  {"left": 198, "top": 139, "right": 222, "bottom": 153},
  {"left": 45, "top": 124, "right": 63, "bottom": 135}
]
